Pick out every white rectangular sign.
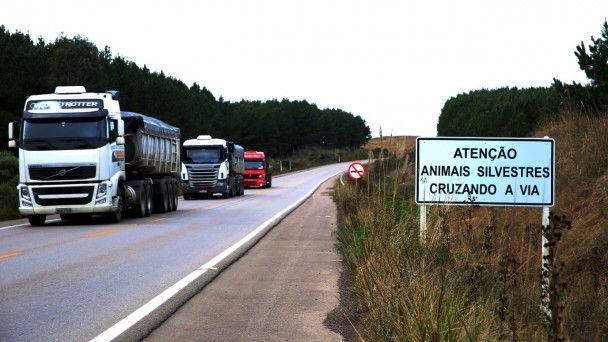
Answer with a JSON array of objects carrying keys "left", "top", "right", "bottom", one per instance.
[{"left": 416, "top": 137, "right": 554, "bottom": 206}]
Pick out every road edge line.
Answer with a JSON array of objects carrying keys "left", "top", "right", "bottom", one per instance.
[{"left": 91, "top": 169, "right": 345, "bottom": 342}]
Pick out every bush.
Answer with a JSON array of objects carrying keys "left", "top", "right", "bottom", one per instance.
[{"left": 0, "top": 149, "right": 19, "bottom": 220}]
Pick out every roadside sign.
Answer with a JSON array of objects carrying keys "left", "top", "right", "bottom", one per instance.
[
  {"left": 416, "top": 137, "right": 554, "bottom": 206},
  {"left": 416, "top": 136, "right": 556, "bottom": 320},
  {"left": 348, "top": 162, "right": 366, "bottom": 180}
]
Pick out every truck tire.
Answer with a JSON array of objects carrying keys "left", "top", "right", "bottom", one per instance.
[
  {"left": 153, "top": 184, "right": 169, "bottom": 213},
  {"left": 133, "top": 186, "right": 147, "bottom": 218},
  {"left": 184, "top": 194, "right": 192, "bottom": 200},
  {"left": 28, "top": 215, "right": 46, "bottom": 226},
  {"left": 167, "top": 185, "right": 175, "bottom": 212},
  {"left": 107, "top": 186, "right": 124, "bottom": 223},
  {"left": 172, "top": 182, "right": 178, "bottom": 211},
  {"left": 162, "top": 184, "right": 170, "bottom": 212},
  {"left": 267, "top": 177, "right": 272, "bottom": 188},
  {"left": 144, "top": 185, "right": 152, "bottom": 217}
]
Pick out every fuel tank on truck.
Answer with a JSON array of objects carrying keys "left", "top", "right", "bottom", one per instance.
[{"left": 122, "top": 111, "right": 180, "bottom": 175}]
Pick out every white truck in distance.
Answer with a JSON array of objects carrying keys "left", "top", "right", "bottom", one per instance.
[
  {"left": 8, "top": 86, "right": 180, "bottom": 226},
  {"left": 181, "top": 135, "right": 244, "bottom": 199}
]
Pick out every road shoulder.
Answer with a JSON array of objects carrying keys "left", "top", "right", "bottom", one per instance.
[{"left": 145, "top": 178, "right": 356, "bottom": 341}]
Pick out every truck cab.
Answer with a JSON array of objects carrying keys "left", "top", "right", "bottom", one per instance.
[
  {"left": 8, "top": 86, "right": 180, "bottom": 226},
  {"left": 8, "top": 86, "right": 125, "bottom": 225},
  {"left": 244, "top": 151, "right": 272, "bottom": 188},
  {"left": 181, "top": 135, "right": 244, "bottom": 199}
]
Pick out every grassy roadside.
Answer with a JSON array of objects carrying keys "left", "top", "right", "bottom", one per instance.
[{"left": 333, "top": 115, "right": 608, "bottom": 340}]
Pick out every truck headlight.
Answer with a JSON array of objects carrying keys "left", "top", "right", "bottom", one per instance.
[
  {"left": 20, "top": 186, "right": 31, "bottom": 201},
  {"left": 97, "top": 183, "right": 107, "bottom": 199}
]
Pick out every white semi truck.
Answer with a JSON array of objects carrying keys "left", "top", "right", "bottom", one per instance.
[
  {"left": 8, "top": 86, "right": 180, "bottom": 226},
  {"left": 181, "top": 135, "right": 244, "bottom": 199}
]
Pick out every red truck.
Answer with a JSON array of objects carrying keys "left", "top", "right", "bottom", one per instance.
[{"left": 244, "top": 151, "right": 272, "bottom": 188}]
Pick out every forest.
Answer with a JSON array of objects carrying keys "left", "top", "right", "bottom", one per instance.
[{"left": 0, "top": 26, "right": 371, "bottom": 157}]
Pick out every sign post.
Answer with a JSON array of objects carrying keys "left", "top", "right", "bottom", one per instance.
[{"left": 415, "top": 137, "right": 555, "bottom": 320}]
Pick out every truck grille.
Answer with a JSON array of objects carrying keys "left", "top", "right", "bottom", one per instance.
[
  {"left": 187, "top": 165, "right": 219, "bottom": 188},
  {"left": 32, "top": 186, "right": 94, "bottom": 206},
  {"left": 29, "top": 164, "right": 96, "bottom": 181},
  {"left": 245, "top": 174, "right": 262, "bottom": 179}
]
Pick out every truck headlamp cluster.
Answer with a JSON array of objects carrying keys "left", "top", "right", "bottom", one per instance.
[
  {"left": 20, "top": 186, "right": 32, "bottom": 207},
  {"left": 96, "top": 183, "right": 107, "bottom": 199},
  {"left": 20, "top": 186, "right": 31, "bottom": 201},
  {"left": 96, "top": 183, "right": 107, "bottom": 204}
]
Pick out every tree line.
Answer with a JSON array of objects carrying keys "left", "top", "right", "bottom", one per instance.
[
  {"left": 438, "top": 21, "right": 608, "bottom": 137},
  {"left": 0, "top": 26, "right": 370, "bottom": 156}
]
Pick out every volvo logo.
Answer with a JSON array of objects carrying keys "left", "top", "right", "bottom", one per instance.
[{"left": 45, "top": 166, "right": 80, "bottom": 180}]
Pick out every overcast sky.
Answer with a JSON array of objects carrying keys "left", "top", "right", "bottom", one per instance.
[{"left": 1, "top": 1, "right": 607, "bottom": 137}]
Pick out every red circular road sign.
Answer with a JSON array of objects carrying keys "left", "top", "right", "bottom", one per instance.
[{"left": 347, "top": 162, "right": 366, "bottom": 180}]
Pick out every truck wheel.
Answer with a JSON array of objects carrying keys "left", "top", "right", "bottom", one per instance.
[
  {"left": 153, "top": 184, "right": 169, "bottom": 213},
  {"left": 108, "top": 186, "right": 124, "bottom": 223},
  {"left": 144, "top": 185, "right": 152, "bottom": 217},
  {"left": 161, "top": 185, "right": 170, "bottom": 212},
  {"left": 184, "top": 194, "right": 192, "bottom": 200},
  {"left": 267, "top": 178, "right": 272, "bottom": 188},
  {"left": 133, "top": 186, "right": 147, "bottom": 218},
  {"left": 28, "top": 215, "right": 46, "bottom": 226},
  {"left": 172, "top": 183, "right": 179, "bottom": 211},
  {"left": 167, "top": 185, "right": 175, "bottom": 212}
]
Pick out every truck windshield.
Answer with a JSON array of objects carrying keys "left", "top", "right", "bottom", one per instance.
[
  {"left": 245, "top": 160, "right": 264, "bottom": 170},
  {"left": 21, "top": 117, "right": 107, "bottom": 151},
  {"left": 184, "top": 148, "right": 223, "bottom": 164}
]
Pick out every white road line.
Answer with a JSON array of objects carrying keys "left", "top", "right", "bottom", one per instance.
[
  {"left": 91, "top": 169, "right": 344, "bottom": 342},
  {"left": 0, "top": 219, "right": 61, "bottom": 230}
]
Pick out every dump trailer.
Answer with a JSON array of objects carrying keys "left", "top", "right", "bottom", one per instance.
[
  {"left": 181, "top": 135, "right": 244, "bottom": 199},
  {"left": 7, "top": 86, "right": 180, "bottom": 226}
]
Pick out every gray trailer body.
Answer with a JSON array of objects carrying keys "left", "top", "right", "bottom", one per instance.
[{"left": 122, "top": 111, "right": 180, "bottom": 176}]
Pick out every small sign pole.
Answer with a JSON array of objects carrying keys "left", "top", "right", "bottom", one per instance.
[
  {"left": 541, "top": 205, "right": 552, "bottom": 321},
  {"left": 420, "top": 204, "right": 427, "bottom": 241}
]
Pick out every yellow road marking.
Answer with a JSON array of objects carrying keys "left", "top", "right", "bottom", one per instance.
[
  {"left": 150, "top": 218, "right": 167, "bottom": 223},
  {"left": 83, "top": 228, "right": 119, "bottom": 238},
  {"left": 0, "top": 251, "right": 21, "bottom": 260}
]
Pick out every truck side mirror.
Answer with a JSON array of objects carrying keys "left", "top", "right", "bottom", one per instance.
[
  {"left": 115, "top": 119, "right": 125, "bottom": 145},
  {"left": 8, "top": 121, "right": 18, "bottom": 148},
  {"left": 227, "top": 142, "right": 235, "bottom": 153},
  {"left": 117, "top": 119, "right": 125, "bottom": 136}
]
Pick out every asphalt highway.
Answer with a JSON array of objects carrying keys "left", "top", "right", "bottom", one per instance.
[{"left": 0, "top": 162, "right": 350, "bottom": 341}]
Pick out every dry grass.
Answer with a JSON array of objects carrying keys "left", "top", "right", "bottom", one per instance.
[
  {"left": 364, "top": 136, "right": 417, "bottom": 155},
  {"left": 334, "top": 114, "right": 608, "bottom": 341}
]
